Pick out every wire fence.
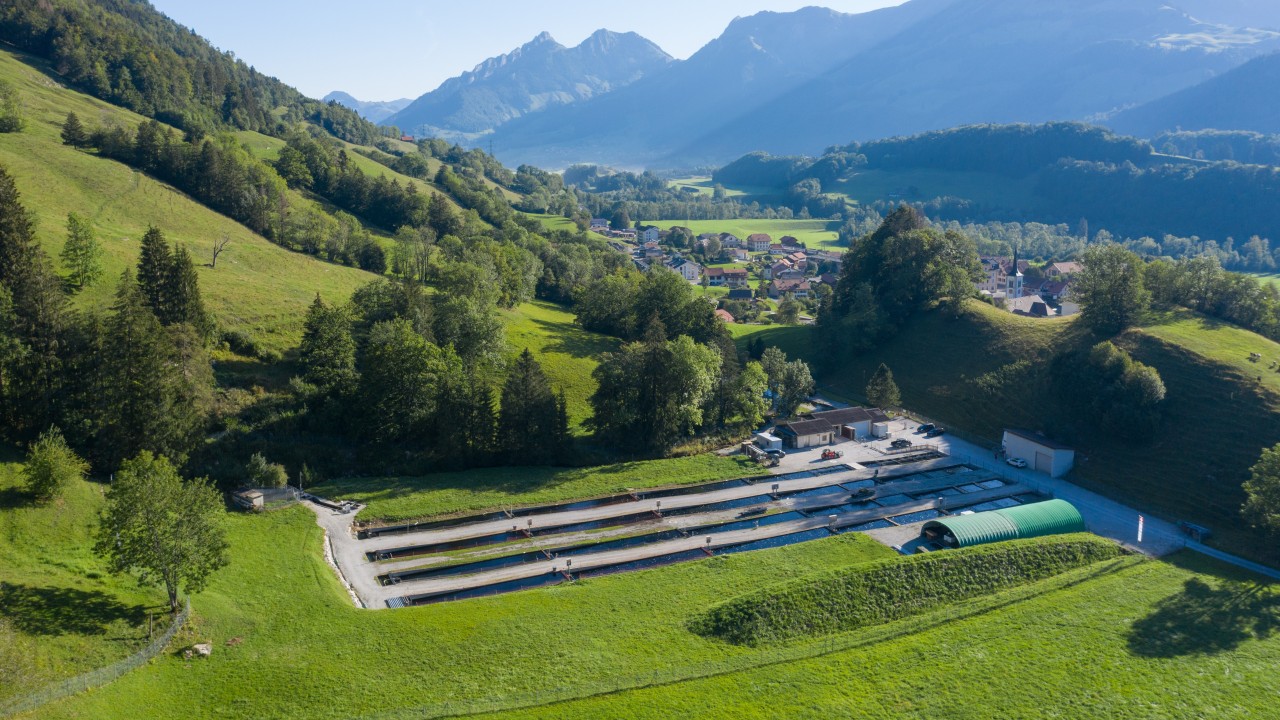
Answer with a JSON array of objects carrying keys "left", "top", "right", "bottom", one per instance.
[
  {"left": 356, "top": 557, "right": 1141, "bottom": 720},
  {"left": 0, "top": 598, "right": 190, "bottom": 719}
]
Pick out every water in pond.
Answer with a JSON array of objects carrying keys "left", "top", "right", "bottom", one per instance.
[
  {"left": 360, "top": 510, "right": 509, "bottom": 539},
  {"left": 840, "top": 479, "right": 876, "bottom": 491},
  {"left": 714, "top": 528, "right": 832, "bottom": 555},
  {"left": 685, "top": 511, "right": 805, "bottom": 535},
  {"left": 838, "top": 519, "right": 894, "bottom": 532},
  {"left": 890, "top": 509, "right": 942, "bottom": 524},
  {"left": 957, "top": 484, "right": 986, "bottom": 493},
  {"left": 665, "top": 494, "right": 775, "bottom": 517},
  {"left": 370, "top": 530, "right": 529, "bottom": 560},
  {"left": 528, "top": 511, "right": 656, "bottom": 537},
  {"left": 638, "top": 478, "right": 752, "bottom": 498},
  {"left": 385, "top": 550, "right": 546, "bottom": 583},
  {"left": 956, "top": 497, "right": 1023, "bottom": 513},
  {"left": 877, "top": 494, "right": 915, "bottom": 506},
  {"left": 977, "top": 479, "right": 1006, "bottom": 490},
  {"left": 810, "top": 500, "right": 881, "bottom": 516},
  {"left": 552, "top": 529, "right": 686, "bottom": 558},
  {"left": 405, "top": 572, "right": 566, "bottom": 606},
  {"left": 785, "top": 485, "right": 850, "bottom": 499}
]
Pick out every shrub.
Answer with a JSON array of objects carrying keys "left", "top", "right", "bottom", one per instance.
[
  {"left": 692, "top": 535, "right": 1122, "bottom": 646},
  {"left": 244, "top": 452, "right": 289, "bottom": 488},
  {"left": 22, "top": 427, "right": 89, "bottom": 502}
]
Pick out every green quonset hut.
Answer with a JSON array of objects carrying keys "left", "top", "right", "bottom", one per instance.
[{"left": 921, "top": 499, "right": 1085, "bottom": 548}]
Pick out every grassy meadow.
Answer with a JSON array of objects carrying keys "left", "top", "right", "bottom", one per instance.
[
  {"left": 0, "top": 48, "right": 378, "bottom": 353},
  {"left": 643, "top": 219, "right": 843, "bottom": 250},
  {"left": 310, "top": 454, "right": 753, "bottom": 524}
]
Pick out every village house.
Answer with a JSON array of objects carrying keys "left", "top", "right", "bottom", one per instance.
[
  {"left": 780, "top": 235, "right": 805, "bottom": 248},
  {"left": 747, "top": 233, "right": 772, "bottom": 252},
  {"left": 668, "top": 257, "right": 703, "bottom": 282},
  {"left": 720, "top": 233, "right": 742, "bottom": 249},
  {"left": 727, "top": 288, "right": 755, "bottom": 301},
  {"left": 1007, "top": 294, "right": 1056, "bottom": 317},
  {"left": 728, "top": 248, "right": 750, "bottom": 262},
  {"left": 637, "top": 226, "right": 660, "bottom": 244},
  {"left": 976, "top": 255, "right": 1029, "bottom": 297},
  {"left": 1045, "top": 261, "right": 1083, "bottom": 278},
  {"left": 769, "top": 278, "right": 811, "bottom": 299},
  {"left": 590, "top": 218, "right": 610, "bottom": 231},
  {"left": 715, "top": 308, "right": 735, "bottom": 323}
]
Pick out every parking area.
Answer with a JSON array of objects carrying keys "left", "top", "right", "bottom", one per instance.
[{"left": 764, "top": 416, "right": 938, "bottom": 474}]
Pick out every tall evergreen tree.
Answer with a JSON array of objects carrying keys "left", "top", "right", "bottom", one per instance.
[
  {"left": 61, "top": 212, "right": 103, "bottom": 290},
  {"left": 299, "top": 295, "right": 357, "bottom": 393},
  {"left": 60, "top": 111, "right": 87, "bottom": 147},
  {"left": 93, "top": 271, "right": 207, "bottom": 469},
  {"left": 0, "top": 166, "right": 66, "bottom": 438},
  {"left": 438, "top": 372, "right": 495, "bottom": 465},
  {"left": 136, "top": 226, "right": 172, "bottom": 319},
  {"left": 164, "top": 244, "right": 211, "bottom": 335},
  {"left": 497, "top": 348, "right": 560, "bottom": 463},
  {"left": 865, "top": 363, "right": 902, "bottom": 409}
]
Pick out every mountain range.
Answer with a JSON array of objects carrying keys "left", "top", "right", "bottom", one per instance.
[
  {"left": 321, "top": 91, "right": 412, "bottom": 125},
  {"left": 373, "top": 29, "right": 671, "bottom": 144}
]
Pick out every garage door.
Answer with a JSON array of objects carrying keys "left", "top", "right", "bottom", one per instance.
[{"left": 1034, "top": 452, "right": 1051, "bottom": 473}]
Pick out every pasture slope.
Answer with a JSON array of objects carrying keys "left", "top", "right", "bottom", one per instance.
[{"left": 734, "top": 300, "right": 1280, "bottom": 565}]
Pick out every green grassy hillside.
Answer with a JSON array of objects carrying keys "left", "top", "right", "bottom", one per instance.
[
  {"left": 0, "top": 450, "right": 164, "bottom": 702},
  {"left": 0, "top": 48, "right": 377, "bottom": 352},
  {"left": 735, "top": 301, "right": 1280, "bottom": 563}
]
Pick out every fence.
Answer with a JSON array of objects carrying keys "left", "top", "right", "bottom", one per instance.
[
  {"left": 0, "top": 598, "right": 190, "bottom": 718},
  {"left": 355, "top": 557, "right": 1141, "bottom": 719}
]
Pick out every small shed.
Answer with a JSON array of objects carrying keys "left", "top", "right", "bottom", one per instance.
[
  {"left": 921, "top": 499, "right": 1085, "bottom": 548},
  {"left": 1003, "top": 429, "right": 1075, "bottom": 477},
  {"left": 232, "top": 489, "right": 265, "bottom": 512},
  {"left": 753, "top": 432, "right": 783, "bottom": 451},
  {"left": 774, "top": 419, "right": 834, "bottom": 448}
]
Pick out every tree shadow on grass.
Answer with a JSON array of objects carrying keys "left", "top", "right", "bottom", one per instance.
[
  {"left": 0, "top": 583, "right": 147, "bottom": 637},
  {"left": 1127, "top": 577, "right": 1280, "bottom": 658},
  {"left": 0, "top": 485, "right": 34, "bottom": 510}
]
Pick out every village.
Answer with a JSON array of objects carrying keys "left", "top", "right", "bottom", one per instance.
[{"left": 591, "top": 217, "right": 1083, "bottom": 324}]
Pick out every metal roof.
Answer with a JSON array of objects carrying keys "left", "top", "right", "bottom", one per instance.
[
  {"left": 922, "top": 499, "right": 1085, "bottom": 548},
  {"left": 1004, "top": 428, "right": 1074, "bottom": 451}
]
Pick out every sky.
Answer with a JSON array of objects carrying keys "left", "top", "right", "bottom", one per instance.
[{"left": 148, "top": 0, "right": 903, "bottom": 101}]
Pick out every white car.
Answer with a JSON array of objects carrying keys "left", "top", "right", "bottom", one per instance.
[{"left": 1006, "top": 457, "right": 1028, "bottom": 469}]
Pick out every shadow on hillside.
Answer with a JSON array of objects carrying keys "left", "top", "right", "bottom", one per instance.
[
  {"left": 0, "top": 485, "right": 34, "bottom": 510},
  {"left": 1127, "top": 577, "right": 1280, "bottom": 658},
  {"left": 528, "top": 317, "right": 618, "bottom": 359},
  {"left": 0, "top": 583, "right": 148, "bottom": 637}
]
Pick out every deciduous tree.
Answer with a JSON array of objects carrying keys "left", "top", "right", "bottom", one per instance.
[
  {"left": 1244, "top": 443, "right": 1280, "bottom": 536},
  {"left": 95, "top": 451, "right": 228, "bottom": 612},
  {"left": 22, "top": 426, "right": 88, "bottom": 502}
]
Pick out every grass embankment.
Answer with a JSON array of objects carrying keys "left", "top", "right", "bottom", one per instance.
[
  {"left": 504, "top": 551, "right": 1279, "bottom": 720},
  {"left": 33, "top": 509, "right": 894, "bottom": 720},
  {"left": 310, "top": 454, "right": 754, "bottom": 524},
  {"left": 733, "top": 300, "right": 1280, "bottom": 564},
  {"left": 0, "top": 452, "right": 164, "bottom": 702},
  {"left": 0, "top": 48, "right": 376, "bottom": 353},
  {"left": 694, "top": 534, "right": 1122, "bottom": 646},
  {"left": 497, "top": 300, "right": 618, "bottom": 430},
  {"left": 644, "top": 219, "right": 843, "bottom": 250}
]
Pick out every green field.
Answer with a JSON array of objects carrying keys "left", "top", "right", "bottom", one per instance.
[
  {"left": 644, "top": 219, "right": 843, "bottom": 250},
  {"left": 0, "top": 48, "right": 377, "bottom": 352},
  {"left": 1248, "top": 272, "right": 1280, "bottom": 290},
  {"left": 311, "top": 453, "right": 753, "bottom": 523},
  {"left": 666, "top": 176, "right": 762, "bottom": 198},
  {"left": 11, "top": 464, "right": 1279, "bottom": 720},
  {"left": 0, "top": 450, "right": 164, "bottom": 702},
  {"left": 829, "top": 167, "right": 1041, "bottom": 211}
]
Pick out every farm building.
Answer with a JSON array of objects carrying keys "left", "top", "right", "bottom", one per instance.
[
  {"left": 774, "top": 407, "right": 890, "bottom": 447},
  {"left": 1003, "top": 429, "right": 1076, "bottom": 477},
  {"left": 921, "top": 499, "right": 1085, "bottom": 548}
]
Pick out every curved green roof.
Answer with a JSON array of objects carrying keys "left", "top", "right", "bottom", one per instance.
[{"left": 923, "top": 499, "right": 1085, "bottom": 548}]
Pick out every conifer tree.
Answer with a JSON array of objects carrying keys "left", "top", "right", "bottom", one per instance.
[
  {"left": 299, "top": 295, "right": 357, "bottom": 393},
  {"left": 865, "top": 363, "right": 902, "bottom": 409},
  {"left": 137, "top": 226, "right": 172, "bottom": 319},
  {"left": 497, "top": 348, "right": 559, "bottom": 463},
  {"left": 0, "top": 166, "right": 66, "bottom": 437},
  {"left": 61, "top": 212, "right": 103, "bottom": 290},
  {"left": 60, "top": 111, "right": 87, "bottom": 147},
  {"left": 94, "top": 271, "right": 206, "bottom": 469},
  {"left": 164, "top": 244, "right": 211, "bottom": 335}
]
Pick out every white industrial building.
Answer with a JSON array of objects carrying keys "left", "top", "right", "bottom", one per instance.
[{"left": 1002, "top": 429, "right": 1075, "bottom": 478}]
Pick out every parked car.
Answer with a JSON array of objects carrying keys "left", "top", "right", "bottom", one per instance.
[
  {"left": 821, "top": 449, "right": 844, "bottom": 460},
  {"left": 925, "top": 427, "right": 946, "bottom": 438},
  {"left": 890, "top": 438, "right": 912, "bottom": 449},
  {"left": 765, "top": 449, "right": 786, "bottom": 459},
  {"left": 1006, "top": 457, "right": 1028, "bottom": 468},
  {"left": 916, "top": 423, "right": 936, "bottom": 434}
]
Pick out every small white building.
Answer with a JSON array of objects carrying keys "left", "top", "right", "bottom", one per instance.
[
  {"left": 638, "top": 226, "right": 660, "bottom": 243},
  {"left": 753, "top": 432, "right": 782, "bottom": 451},
  {"left": 668, "top": 257, "right": 703, "bottom": 282},
  {"left": 1003, "top": 429, "right": 1075, "bottom": 478}
]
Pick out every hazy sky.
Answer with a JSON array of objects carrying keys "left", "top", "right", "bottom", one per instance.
[{"left": 148, "top": 1, "right": 903, "bottom": 101}]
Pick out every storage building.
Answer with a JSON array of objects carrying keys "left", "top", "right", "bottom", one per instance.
[
  {"left": 921, "top": 499, "right": 1085, "bottom": 548},
  {"left": 1002, "top": 429, "right": 1075, "bottom": 477}
]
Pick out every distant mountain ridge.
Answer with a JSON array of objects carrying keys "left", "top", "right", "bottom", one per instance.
[
  {"left": 322, "top": 91, "right": 412, "bottom": 125},
  {"left": 481, "top": 0, "right": 1280, "bottom": 169},
  {"left": 1106, "top": 51, "right": 1280, "bottom": 137},
  {"left": 383, "top": 29, "right": 672, "bottom": 143}
]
